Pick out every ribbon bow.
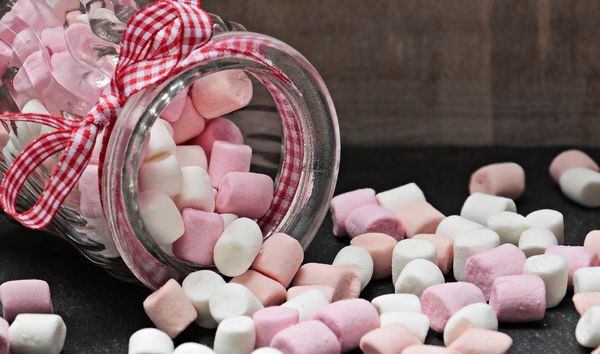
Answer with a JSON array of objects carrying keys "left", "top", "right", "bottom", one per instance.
[{"left": 0, "top": 0, "right": 217, "bottom": 229}]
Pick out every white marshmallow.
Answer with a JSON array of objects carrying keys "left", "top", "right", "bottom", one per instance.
[
  {"left": 128, "top": 328, "right": 174, "bottom": 354},
  {"left": 371, "top": 293, "right": 422, "bottom": 315},
  {"left": 523, "top": 255, "right": 567, "bottom": 308},
  {"left": 394, "top": 258, "right": 444, "bottom": 296},
  {"left": 436, "top": 215, "right": 485, "bottom": 239},
  {"left": 376, "top": 183, "right": 426, "bottom": 212},
  {"left": 221, "top": 213, "right": 239, "bottom": 227},
  {"left": 443, "top": 303, "right": 498, "bottom": 346},
  {"left": 139, "top": 154, "right": 183, "bottom": 197},
  {"left": 139, "top": 190, "right": 185, "bottom": 245},
  {"left": 175, "top": 166, "right": 215, "bottom": 211},
  {"left": 13, "top": 121, "right": 41, "bottom": 150},
  {"left": 559, "top": 167, "right": 600, "bottom": 208},
  {"left": 22, "top": 99, "right": 50, "bottom": 114},
  {"left": 174, "top": 343, "right": 216, "bottom": 354},
  {"left": 525, "top": 209, "right": 564, "bottom": 244},
  {"left": 486, "top": 211, "right": 527, "bottom": 245},
  {"left": 10, "top": 314, "right": 66, "bottom": 354},
  {"left": 251, "top": 348, "right": 284, "bottom": 354},
  {"left": 379, "top": 311, "right": 430, "bottom": 342},
  {"left": 213, "top": 316, "right": 255, "bottom": 354},
  {"left": 182, "top": 270, "right": 226, "bottom": 329},
  {"left": 281, "top": 289, "right": 330, "bottom": 321},
  {"left": 574, "top": 267, "right": 600, "bottom": 294},
  {"left": 576, "top": 306, "right": 600, "bottom": 348},
  {"left": 175, "top": 145, "right": 208, "bottom": 170},
  {"left": 209, "top": 283, "right": 263, "bottom": 323},
  {"left": 453, "top": 229, "right": 501, "bottom": 281},
  {"left": 518, "top": 228, "right": 558, "bottom": 257},
  {"left": 460, "top": 193, "right": 517, "bottom": 225},
  {"left": 332, "top": 245, "right": 374, "bottom": 290},
  {"left": 392, "top": 239, "right": 437, "bottom": 284},
  {"left": 145, "top": 119, "right": 176, "bottom": 161},
  {"left": 213, "top": 218, "right": 263, "bottom": 277}
]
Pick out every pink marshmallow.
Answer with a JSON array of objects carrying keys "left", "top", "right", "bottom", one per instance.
[
  {"left": 286, "top": 286, "right": 335, "bottom": 302},
  {"left": 12, "top": 29, "right": 40, "bottom": 65},
  {"left": 313, "top": 298, "right": 380, "bottom": 352},
  {"left": 271, "top": 320, "right": 341, "bottom": 354},
  {"left": 447, "top": 328, "right": 513, "bottom": 354},
  {"left": 421, "top": 282, "right": 485, "bottom": 332},
  {"left": 251, "top": 233, "right": 304, "bottom": 288},
  {"left": 469, "top": 162, "right": 526, "bottom": 199},
  {"left": 330, "top": 188, "right": 378, "bottom": 236},
  {"left": 12, "top": 0, "right": 62, "bottom": 31},
  {"left": 231, "top": 270, "right": 287, "bottom": 307},
  {"left": 345, "top": 204, "right": 405, "bottom": 240},
  {"left": 190, "top": 69, "right": 253, "bottom": 119},
  {"left": 402, "top": 345, "right": 460, "bottom": 354},
  {"left": 216, "top": 172, "right": 274, "bottom": 219},
  {"left": 172, "top": 209, "right": 224, "bottom": 266},
  {"left": 0, "top": 279, "right": 53, "bottom": 322},
  {"left": 292, "top": 263, "right": 361, "bottom": 301},
  {"left": 172, "top": 97, "right": 206, "bottom": 144},
  {"left": 359, "top": 324, "right": 422, "bottom": 354},
  {"left": 489, "top": 274, "right": 546, "bottom": 322},
  {"left": 573, "top": 292, "right": 600, "bottom": 315},
  {"left": 190, "top": 117, "right": 243, "bottom": 158},
  {"left": 549, "top": 149, "right": 599, "bottom": 183},
  {"left": 584, "top": 230, "right": 600, "bottom": 259},
  {"left": 143, "top": 279, "right": 197, "bottom": 338},
  {"left": 545, "top": 245, "right": 599, "bottom": 285},
  {"left": 350, "top": 233, "right": 397, "bottom": 279},
  {"left": 78, "top": 165, "right": 103, "bottom": 218},
  {"left": 46, "top": 0, "right": 81, "bottom": 22},
  {"left": 50, "top": 51, "right": 104, "bottom": 109},
  {"left": 395, "top": 201, "right": 445, "bottom": 237},
  {"left": 0, "top": 42, "right": 12, "bottom": 78},
  {"left": 160, "top": 90, "right": 187, "bottom": 123},
  {"left": 464, "top": 244, "right": 526, "bottom": 300},
  {"left": 412, "top": 234, "right": 454, "bottom": 274},
  {"left": 0, "top": 318, "right": 7, "bottom": 354},
  {"left": 252, "top": 306, "right": 299, "bottom": 348},
  {"left": 209, "top": 141, "right": 252, "bottom": 188},
  {"left": 13, "top": 51, "right": 51, "bottom": 94},
  {"left": 41, "top": 27, "right": 67, "bottom": 55}
]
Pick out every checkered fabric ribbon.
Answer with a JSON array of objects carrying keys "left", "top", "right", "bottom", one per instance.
[{"left": 0, "top": 0, "right": 303, "bottom": 235}]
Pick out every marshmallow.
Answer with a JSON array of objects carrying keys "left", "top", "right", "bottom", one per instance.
[
  {"left": 412, "top": 234, "right": 454, "bottom": 274},
  {"left": 78, "top": 165, "right": 103, "bottom": 218},
  {"left": 585, "top": 230, "right": 600, "bottom": 259},
  {"left": 460, "top": 193, "right": 516, "bottom": 225},
  {"left": 469, "top": 162, "right": 525, "bottom": 199},
  {"left": 448, "top": 328, "right": 513, "bottom": 354},
  {"left": 371, "top": 294, "right": 421, "bottom": 315},
  {"left": 41, "top": 27, "right": 67, "bottom": 55},
  {"left": 359, "top": 324, "right": 421, "bottom": 354},
  {"left": 376, "top": 183, "right": 426, "bottom": 212},
  {"left": 394, "top": 259, "right": 444, "bottom": 297},
  {"left": 160, "top": 90, "right": 187, "bottom": 123},
  {"left": 171, "top": 97, "right": 206, "bottom": 144},
  {"left": 128, "top": 328, "right": 174, "bottom": 354},
  {"left": 379, "top": 311, "right": 430, "bottom": 342},
  {"left": 286, "top": 286, "right": 334, "bottom": 302},
  {"left": 395, "top": 201, "right": 445, "bottom": 237},
  {"left": 549, "top": 149, "right": 599, "bottom": 183},
  {"left": 139, "top": 191, "right": 185, "bottom": 245},
  {"left": 421, "top": 282, "right": 486, "bottom": 332},
  {"left": 0, "top": 279, "right": 53, "bottom": 323},
  {"left": 330, "top": 188, "right": 378, "bottom": 236},
  {"left": 14, "top": 52, "right": 50, "bottom": 95},
  {"left": 574, "top": 267, "right": 600, "bottom": 294},
  {"left": 173, "top": 343, "right": 216, "bottom": 354},
  {"left": 213, "top": 218, "right": 263, "bottom": 277},
  {"left": 573, "top": 293, "right": 600, "bottom": 315},
  {"left": 350, "top": 233, "right": 398, "bottom": 279},
  {"left": 313, "top": 299, "right": 380, "bottom": 352},
  {"left": 464, "top": 244, "right": 526, "bottom": 300},
  {"left": 443, "top": 303, "right": 498, "bottom": 346},
  {"left": 0, "top": 319, "right": 8, "bottom": 354},
  {"left": 251, "top": 348, "right": 283, "bottom": 354},
  {"left": 332, "top": 246, "right": 374, "bottom": 290},
  {"left": 173, "top": 210, "right": 224, "bottom": 266},
  {"left": 392, "top": 239, "right": 437, "bottom": 284},
  {"left": 559, "top": 167, "right": 600, "bottom": 207},
  {"left": 209, "top": 283, "right": 263, "bottom": 323},
  {"left": 175, "top": 166, "right": 215, "bottom": 211},
  {"left": 345, "top": 204, "right": 406, "bottom": 240},
  {"left": 181, "top": 270, "right": 226, "bottom": 329},
  {"left": 216, "top": 172, "right": 274, "bottom": 219},
  {"left": 191, "top": 70, "right": 253, "bottom": 119},
  {"left": 436, "top": 215, "right": 485, "bottom": 240},
  {"left": 402, "top": 345, "right": 460, "bottom": 354},
  {"left": 252, "top": 233, "right": 304, "bottom": 288},
  {"left": 191, "top": 117, "right": 244, "bottom": 158},
  {"left": 213, "top": 316, "right": 255, "bottom": 354},
  {"left": 292, "top": 263, "right": 361, "bottom": 301},
  {"left": 453, "top": 229, "right": 500, "bottom": 281},
  {"left": 525, "top": 209, "right": 564, "bottom": 244},
  {"left": 9, "top": 314, "right": 66, "bottom": 354},
  {"left": 221, "top": 213, "right": 239, "bottom": 227},
  {"left": 576, "top": 306, "right": 600, "bottom": 348},
  {"left": 144, "top": 119, "right": 176, "bottom": 161},
  {"left": 281, "top": 289, "right": 329, "bottom": 321},
  {"left": 545, "top": 245, "right": 599, "bottom": 285},
  {"left": 45, "top": 0, "right": 81, "bottom": 22},
  {"left": 489, "top": 274, "right": 546, "bottom": 322},
  {"left": 252, "top": 307, "right": 299, "bottom": 348},
  {"left": 486, "top": 211, "right": 527, "bottom": 245},
  {"left": 523, "top": 254, "right": 568, "bottom": 308},
  {"left": 518, "top": 228, "right": 558, "bottom": 257},
  {"left": 175, "top": 145, "right": 208, "bottom": 170},
  {"left": 138, "top": 154, "right": 183, "bottom": 197},
  {"left": 143, "top": 279, "right": 197, "bottom": 338},
  {"left": 231, "top": 270, "right": 287, "bottom": 307},
  {"left": 209, "top": 141, "right": 252, "bottom": 187},
  {"left": 270, "top": 320, "right": 341, "bottom": 354}
]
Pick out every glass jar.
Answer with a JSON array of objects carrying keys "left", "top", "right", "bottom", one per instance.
[{"left": 0, "top": 0, "right": 340, "bottom": 288}]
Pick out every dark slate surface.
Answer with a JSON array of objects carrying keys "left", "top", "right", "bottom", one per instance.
[{"left": 0, "top": 146, "right": 596, "bottom": 353}]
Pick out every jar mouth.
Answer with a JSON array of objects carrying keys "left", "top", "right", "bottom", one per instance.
[{"left": 103, "top": 32, "right": 340, "bottom": 288}]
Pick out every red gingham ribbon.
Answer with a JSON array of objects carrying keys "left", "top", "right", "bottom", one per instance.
[{"left": 0, "top": 0, "right": 301, "bottom": 231}]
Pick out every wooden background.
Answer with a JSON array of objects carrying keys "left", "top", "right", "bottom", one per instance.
[{"left": 203, "top": 0, "right": 600, "bottom": 146}]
